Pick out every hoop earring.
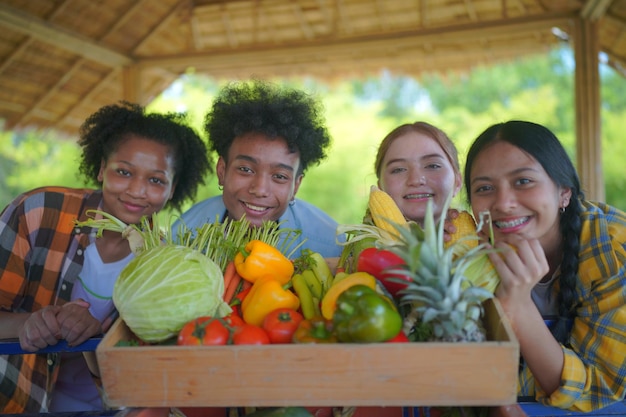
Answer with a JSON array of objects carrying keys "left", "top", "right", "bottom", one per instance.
[
  {"left": 289, "top": 199, "right": 296, "bottom": 207},
  {"left": 218, "top": 185, "right": 223, "bottom": 191},
  {"left": 560, "top": 206, "right": 566, "bottom": 214}
]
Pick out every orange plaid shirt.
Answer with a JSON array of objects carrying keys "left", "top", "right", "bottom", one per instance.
[{"left": 0, "top": 186, "right": 102, "bottom": 413}]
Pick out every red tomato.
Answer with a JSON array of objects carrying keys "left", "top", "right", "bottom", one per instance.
[
  {"left": 232, "top": 323, "right": 271, "bottom": 345},
  {"left": 386, "top": 330, "right": 410, "bottom": 343},
  {"left": 223, "top": 313, "right": 245, "bottom": 329},
  {"left": 262, "top": 308, "right": 304, "bottom": 344},
  {"left": 177, "top": 317, "right": 230, "bottom": 346}
]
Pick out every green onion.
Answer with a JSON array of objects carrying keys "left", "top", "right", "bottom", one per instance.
[{"left": 75, "top": 211, "right": 305, "bottom": 272}]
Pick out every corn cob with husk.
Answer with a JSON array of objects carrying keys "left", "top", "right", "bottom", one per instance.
[
  {"left": 368, "top": 185, "right": 408, "bottom": 240},
  {"left": 445, "top": 210, "right": 500, "bottom": 294},
  {"left": 336, "top": 185, "right": 408, "bottom": 273}
]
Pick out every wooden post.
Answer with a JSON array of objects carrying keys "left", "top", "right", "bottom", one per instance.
[
  {"left": 122, "top": 65, "right": 142, "bottom": 104},
  {"left": 573, "top": 17, "right": 604, "bottom": 201}
]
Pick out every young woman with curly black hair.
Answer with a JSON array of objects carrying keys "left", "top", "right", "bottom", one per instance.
[
  {"left": 176, "top": 80, "right": 343, "bottom": 259},
  {"left": 465, "top": 120, "right": 626, "bottom": 411},
  {"left": 0, "top": 101, "right": 212, "bottom": 413}
]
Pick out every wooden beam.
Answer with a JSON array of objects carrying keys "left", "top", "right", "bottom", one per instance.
[
  {"left": 14, "top": 0, "right": 155, "bottom": 129},
  {"left": 47, "top": 0, "right": 184, "bottom": 133},
  {"left": 122, "top": 65, "right": 142, "bottom": 104},
  {"left": 57, "top": 68, "right": 121, "bottom": 129},
  {"left": 464, "top": 0, "right": 478, "bottom": 21},
  {"left": 293, "top": 3, "right": 314, "bottom": 39},
  {"left": 0, "top": 3, "right": 132, "bottom": 67},
  {"left": 580, "top": 0, "right": 613, "bottom": 21},
  {"left": 138, "top": 11, "right": 574, "bottom": 71},
  {"left": 573, "top": 17, "right": 604, "bottom": 201}
]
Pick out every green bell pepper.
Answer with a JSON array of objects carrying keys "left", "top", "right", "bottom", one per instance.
[{"left": 332, "top": 284, "right": 403, "bottom": 343}]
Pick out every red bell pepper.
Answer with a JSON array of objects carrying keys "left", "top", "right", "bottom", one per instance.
[{"left": 356, "top": 247, "right": 410, "bottom": 298}]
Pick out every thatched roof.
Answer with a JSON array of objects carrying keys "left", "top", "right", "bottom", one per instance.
[{"left": 0, "top": 0, "right": 624, "bottom": 135}]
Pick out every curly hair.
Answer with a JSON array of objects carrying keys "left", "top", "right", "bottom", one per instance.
[
  {"left": 464, "top": 120, "right": 584, "bottom": 345},
  {"left": 77, "top": 101, "right": 212, "bottom": 212},
  {"left": 204, "top": 80, "right": 332, "bottom": 175}
]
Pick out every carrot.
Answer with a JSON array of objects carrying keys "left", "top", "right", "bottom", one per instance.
[
  {"left": 222, "top": 261, "right": 237, "bottom": 296},
  {"left": 223, "top": 263, "right": 244, "bottom": 304}
]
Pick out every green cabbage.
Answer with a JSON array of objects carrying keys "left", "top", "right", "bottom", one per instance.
[{"left": 113, "top": 245, "right": 232, "bottom": 342}]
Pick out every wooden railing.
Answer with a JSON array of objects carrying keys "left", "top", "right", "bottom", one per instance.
[{"left": 492, "top": 400, "right": 626, "bottom": 417}]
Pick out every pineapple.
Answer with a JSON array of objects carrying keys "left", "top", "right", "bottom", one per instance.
[{"left": 387, "top": 197, "right": 495, "bottom": 343}]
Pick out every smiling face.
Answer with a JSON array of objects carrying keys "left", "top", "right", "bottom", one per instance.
[
  {"left": 468, "top": 140, "right": 571, "bottom": 253},
  {"left": 378, "top": 132, "right": 461, "bottom": 223},
  {"left": 216, "top": 132, "right": 302, "bottom": 227},
  {"left": 98, "top": 135, "right": 176, "bottom": 225}
]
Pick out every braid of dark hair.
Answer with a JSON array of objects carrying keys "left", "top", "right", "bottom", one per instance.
[{"left": 551, "top": 198, "right": 582, "bottom": 346}]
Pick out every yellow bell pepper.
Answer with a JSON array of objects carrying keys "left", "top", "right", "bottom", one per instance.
[
  {"left": 234, "top": 240, "right": 294, "bottom": 284},
  {"left": 241, "top": 276, "right": 301, "bottom": 326}
]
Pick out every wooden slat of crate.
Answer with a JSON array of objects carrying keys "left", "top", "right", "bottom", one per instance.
[{"left": 97, "top": 298, "right": 519, "bottom": 408}]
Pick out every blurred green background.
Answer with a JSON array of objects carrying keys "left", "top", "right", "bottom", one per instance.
[{"left": 2, "top": 46, "right": 625, "bottom": 225}]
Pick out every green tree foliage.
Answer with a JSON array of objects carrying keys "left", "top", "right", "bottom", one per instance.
[
  {"left": 0, "top": 129, "right": 84, "bottom": 209},
  {"left": 422, "top": 47, "right": 575, "bottom": 133},
  {"left": 297, "top": 82, "right": 397, "bottom": 224},
  {"left": 601, "top": 65, "right": 626, "bottom": 112}
]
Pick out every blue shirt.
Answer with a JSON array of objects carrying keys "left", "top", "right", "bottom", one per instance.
[{"left": 173, "top": 196, "right": 344, "bottom": 259}]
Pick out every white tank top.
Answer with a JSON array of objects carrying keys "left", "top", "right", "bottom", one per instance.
[
  {"left": 49, "top": 243, "right": 133, "bottom": 412},
  {"left": 72, "top": 242, "right": 133, "bottom": 321},
  {"left": 531, "top": 271, "right": 558, "bottom": 317}
]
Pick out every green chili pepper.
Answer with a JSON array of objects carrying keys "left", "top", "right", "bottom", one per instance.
[{"left": 332, "top": 284, "right": 403, "bottom": 343}]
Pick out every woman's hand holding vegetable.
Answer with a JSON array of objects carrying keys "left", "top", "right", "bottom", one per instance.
[
  {"left": 442, "top": 208, "right": 461, "bottom": 242},
  {"left": 488, "top": 234, "right": 548, "bottom": 317}
]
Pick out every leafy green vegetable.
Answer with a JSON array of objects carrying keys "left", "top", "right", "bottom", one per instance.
[
  {"left": 113, "top": 245, "right": 232, "bottom": 343},
  {"left": 114, "top": 340, "right": 141, "bottom": 347},
  {"left": 75, "top": 210, "right": 305, "bottom": 343}
]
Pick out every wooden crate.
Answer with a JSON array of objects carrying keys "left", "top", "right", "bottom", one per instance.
[{"left": 96, "top": 298, "right": 519, "bottom": 408}]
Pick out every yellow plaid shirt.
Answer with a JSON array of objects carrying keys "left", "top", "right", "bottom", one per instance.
[{"left": 518, "top": 201, "right": 626, "bottom": 411}]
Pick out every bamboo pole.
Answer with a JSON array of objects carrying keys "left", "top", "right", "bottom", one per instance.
[{"left": 573, "top": 17, "right": 604, "bottom": 201}]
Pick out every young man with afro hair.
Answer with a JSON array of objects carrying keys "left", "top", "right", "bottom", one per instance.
[{"left": 176, "top": 79, "right": 344, "bottom": 258}]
